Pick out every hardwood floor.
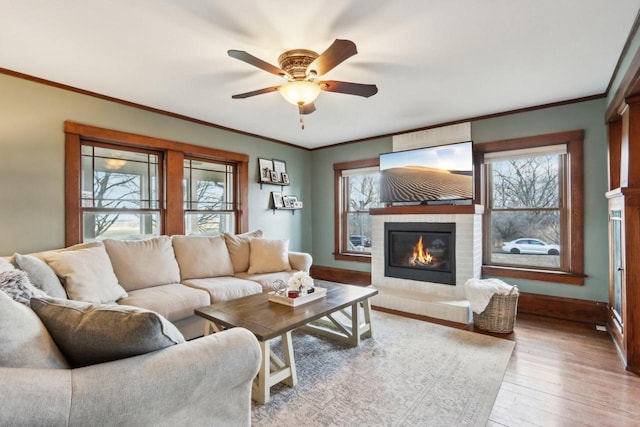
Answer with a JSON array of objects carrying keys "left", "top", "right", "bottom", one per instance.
[
  {"left": 374, "top": 306, "right": 640, "bottom": 425},
  {"left": 487, "top": 313, "right": 640, "bottom": 427}
]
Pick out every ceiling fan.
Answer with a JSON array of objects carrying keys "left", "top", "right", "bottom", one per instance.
[{"left": 228, "top": 39, "right": 378, "bottom": 128}]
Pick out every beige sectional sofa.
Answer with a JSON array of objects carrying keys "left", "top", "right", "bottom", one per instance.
[
  {"left": 0, "top": 231, "right": 312, "bottom": 426},
  {"left": 13, "top": 231, "right": 312, "bottom": 339}
]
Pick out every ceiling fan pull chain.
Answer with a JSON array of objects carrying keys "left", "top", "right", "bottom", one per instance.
[{"left": 298, "top": 105, "right": 305, "bottom": 130}]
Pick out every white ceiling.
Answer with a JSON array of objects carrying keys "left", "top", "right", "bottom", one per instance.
[{"left": 1, "top": 0, "right": 639, "bottom": 149}]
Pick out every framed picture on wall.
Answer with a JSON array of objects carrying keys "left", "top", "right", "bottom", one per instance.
[
  {"left": 258, "top": 158, "right": 274, "bottom": 183},
  {"left": 281, "top": 173, "right": 290, "bottom": 184},
  {"left": 272, "top": 159, "right": 287, "bottom": 182},
  {"left": 271, "top": 191, "right": 284, "bottom": 208}
]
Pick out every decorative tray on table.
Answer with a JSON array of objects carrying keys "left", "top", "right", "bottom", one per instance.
[{"left": 268, "top": 287, "right": 327, "bottom": 307}]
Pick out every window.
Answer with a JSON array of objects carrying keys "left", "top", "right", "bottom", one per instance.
[
  {"left": 476, "top": 130, "right": 584, "bottom": 284},
  {"left": 64, "top": 122, "right": 249, "bottom": 245},
  {"left": 334, "top": 159, "right": 381, "bottom": 261},
  {"left": 183, "top": 158, "right": 235, "bottom": 235},
  {"left": 81, "top": 144, "right": 162, "bottom": 241}
]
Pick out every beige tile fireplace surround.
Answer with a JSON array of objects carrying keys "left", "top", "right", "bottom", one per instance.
[
  {"left": 370, "top": 122, "right": 481, "bottom": 324},
  {"left": 370, "top": 206, "right": 483, "bottom": 324}
]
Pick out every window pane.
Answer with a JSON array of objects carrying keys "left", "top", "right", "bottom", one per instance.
[
  {"left": 490, "top": 155, "right": 561, "bottom": 209},
  {"left": 184, "top": 160, "right": 233, "bottom": 211},
  {"left": 346, "top": 212, "right": 372, "bottom": 253},
  {"left": 343, "top": 170, "right": 380, "bottom": 253},
  {"left": 82, "top": 147, "right": 160, "bottom": 209},
  {"left": 488, "top": 210, "right": 560, "bottom": 268},
  {"left": 83, "top": 211, "right": 159, "bottom": 241},
  {"left": 184, "top": 212, "right": 234, "bottom": 236}
]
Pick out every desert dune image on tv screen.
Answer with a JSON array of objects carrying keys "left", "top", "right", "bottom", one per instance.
[{"left": 379, "top": 143, "right": 473, "bottom": 203}]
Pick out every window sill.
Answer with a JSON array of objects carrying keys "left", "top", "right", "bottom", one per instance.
[
  {"left": 481, "top": 265, "right": 585, "bottom": 285},
  {"left": 334, "top": 253, "right": 372, "bottom": 264}
]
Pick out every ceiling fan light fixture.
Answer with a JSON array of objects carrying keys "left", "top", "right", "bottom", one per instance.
[{"left": 278, "top": 80, "right": 321, "bottom": 106}]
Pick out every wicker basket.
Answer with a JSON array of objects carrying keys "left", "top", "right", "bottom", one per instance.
[{"left": 473, "top": 288, "right": 519, "bottom": 333}]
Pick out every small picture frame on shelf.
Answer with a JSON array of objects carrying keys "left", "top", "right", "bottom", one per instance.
[
  {"left": 283, "top": 195, "right": 297, "bottom": 208},
  {"left": 281, "top": 173, "right": 290, "bottom": 184},
  {"left": 273, "top": 159, "right": 287, "bottom": 183},
  {"left": 271, "top": 191, "right": 285, "bottom": 208},
  {"left": 270, "top": 170, "right": 279, "bottom": 183},
  {"left": 293, "top": 201, "right": 303, "bottom": 209},
  {"left": 258, "top": 158, "right": 274, "bottom": 183}
]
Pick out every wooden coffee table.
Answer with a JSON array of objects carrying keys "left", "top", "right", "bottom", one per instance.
[{"left": 194, "top": 282, "right": 378, "bottom": 404}]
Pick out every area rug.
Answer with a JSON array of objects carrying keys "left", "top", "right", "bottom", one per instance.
[{"left": 251, "top": 310, "right": 514, "bottom": 427}]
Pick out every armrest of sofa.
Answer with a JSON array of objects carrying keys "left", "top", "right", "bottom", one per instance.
[
  {"left": 69, "top": 327, "right": 261, "bottom": 427},
  {"left": 289, "top": 251, "right": 312, "bottom": 273},
  {"left": 0, "top": 368, "right": 72, "bottom": 426}
]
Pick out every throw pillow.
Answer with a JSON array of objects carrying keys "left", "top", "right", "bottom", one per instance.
[
  {"left": 43, "top": 244, "right": 127, "bottom": 304},
  {"left": 103, "top": 236, "right": 181, "bottom": 291},
  {"left": 223, "top": 230, "right": 263, "bottom": 273},
  {"left": 13, "top": 253, "right": 67, "bottom": 299},
  {"left": 0, "top": 269, "right": 47, "bottom": 306},
  {"left": 30, "top": 297, "right": 185, "bottom": 368},
  {"left": 172, "top": 235, "right": 235, "bottom": 280},
  {"left": 0, "top": 290, "right": 68, "bottom": 369},
  {"left": 0, "top": 258, "right": 14, "bottom": 273},
  {"left": 247, "top": 238, "right": 291, "bottom": 274}
]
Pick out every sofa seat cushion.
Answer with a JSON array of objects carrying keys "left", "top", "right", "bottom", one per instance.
[
  {"left": 0, "top": 290, "right": 69, "bottom": 369},
  {"left": 30, "top": 296, "right": 184, "bottom": 368},
  {"left": 234, "top": 271, "right": 301, "bottom": 292},
  {"left": 172, "top": 235, "right": 234, "bottom": 280},
  {"left": 104, "top": 236, "right": 181, "bottom": 291},
  {"left": 117, "top": 284, "right": 210, "bottom": 322},
  {"left": 181, "top": 277, "right": 262, "bottom": 303}
]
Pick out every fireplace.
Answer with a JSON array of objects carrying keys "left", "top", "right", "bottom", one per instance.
[{"left": 384, "top": 222, "right": 456, "bottom": 285}]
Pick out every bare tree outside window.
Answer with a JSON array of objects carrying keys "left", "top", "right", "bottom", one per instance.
[
  {"left": 487, "top": 153, "right": 563, "bottom": 269},
  {"left": 81, "top": 146, "right": 161, "bottom": 241},
  {"left": 344, "top": 171, "right": 380, "bottom": 253}
]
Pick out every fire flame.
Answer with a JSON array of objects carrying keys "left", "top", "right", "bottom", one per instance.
[{"left": 410, "top": 236, "right": 433, "bottom": 266}]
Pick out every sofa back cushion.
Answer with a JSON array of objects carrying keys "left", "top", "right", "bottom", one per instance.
[
  {"left": 13, "top": 253, "right": 68, "bottom": 299},
  {"left": 104, "top": 236, "right": 181, "bottom": 291},
  {"left": 247, "top": 238, "right": 292, "bottom": 274},
  {"left": 43, "top": 244, "right": 127, "bottom": 304},
  {"left": 172, "top": 235, "right": 234, "bottom": 280},
  {"left": 31, "top": 296, "right": 185, "bottom": 368},
  {"left": 0, "top": 290, "right": 69, "bottom": 369},
  {"left": 223, "top": 230, "right": 263, "bottom": 273}
]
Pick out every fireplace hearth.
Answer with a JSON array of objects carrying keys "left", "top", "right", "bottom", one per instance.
[{"left": 384, "top": 222, "right": 456, "bottom": 285}]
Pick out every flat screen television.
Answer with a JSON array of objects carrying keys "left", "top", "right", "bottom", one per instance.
[{"left": 379, "top": 141, "right": 473, "bottom": 204}]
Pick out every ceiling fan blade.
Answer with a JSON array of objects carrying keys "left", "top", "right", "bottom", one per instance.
[
  {"left": 231, "top": 86, "right": 280, "bottom": 99},
  {"left": 307, "top": 39, "right": 357, "bottom": 76},
  {"left": 319, "top": 80, "right": 378, "bottom": 97},
  {"left": 228, "top": 50, "right": 289, "bottom": 78},
  {"left": 299, "top": 102, "right": 316, "bottom": 115}
]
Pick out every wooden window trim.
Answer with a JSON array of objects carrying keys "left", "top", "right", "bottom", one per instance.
[
  {"left": 474, "top": 129, "right": 585, "bottom": 285},
  {"left": 333, "top": 158, "right": 379, "bottom": 262},
  {"left": 64, "top": 121, "right": 249, "bottom": 245}
]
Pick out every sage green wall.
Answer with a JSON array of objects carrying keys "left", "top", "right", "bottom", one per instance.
[
  {"left": 0, "top": 73, "right": 311, "bottom": 255},
  {"left": 310, "top": 98, "right": 609, "bottom": 302},
  {"left": 472, "top": 99, "right": 608, "bottom": 301},
  {"left": 310, "top": 137, "right": 391, "bottom": 271}
]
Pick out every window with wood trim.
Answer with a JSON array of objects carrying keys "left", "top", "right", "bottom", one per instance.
[
  {"left": 64, "top": 122, "right": 249, "bottom": 245},
  {"left": 475, "top": 130, "right": 585, "bottom": 285},
  {"left": 81, "top": 143, "right": 163, "bottom": 241},
  {"left": 183, "top": 158, "right": 235, "bottom": 235},
  {"left": 334, "top": 158, "right": 381, "bottom": 262}
]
